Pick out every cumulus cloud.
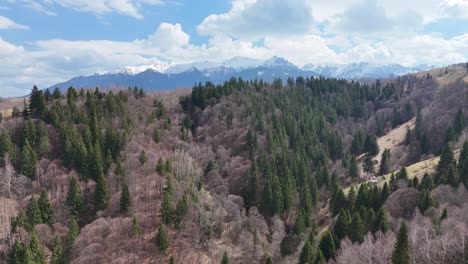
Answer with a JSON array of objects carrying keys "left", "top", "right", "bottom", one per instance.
[
  {"left": 0, "top": 16, "right": 29, "bottom": 30},
  {"left": 441, "top": 0, "right": 468, "bottom": 19},
  {"left": 143, "top": 23, "right": 190, "bottom": 50},
  {"left": 197, "top": 0, "right": 315, "bottom": 39}
]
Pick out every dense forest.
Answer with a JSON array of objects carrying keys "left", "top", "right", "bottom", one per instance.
[{"left": 0, "top": 64, "right": 467, "bottom": 263}]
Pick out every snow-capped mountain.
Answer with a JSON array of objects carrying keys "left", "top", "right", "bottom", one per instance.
[
  {"left": 48, "top": 57, "right": 433, "bottom": 92},
  {"left": 302, "top": 62, "right": 433, "bottom": 79}
]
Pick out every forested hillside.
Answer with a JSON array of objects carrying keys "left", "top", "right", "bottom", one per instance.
[{"left": 0, "top": 64, "right": 467, "bottom": 264}]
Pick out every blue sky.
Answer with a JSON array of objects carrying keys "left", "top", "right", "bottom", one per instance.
[{"left": 0, "top": 0, "right": 467, "bottom": 96}]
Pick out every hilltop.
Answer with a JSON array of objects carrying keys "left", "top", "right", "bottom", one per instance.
[{"left": 0, "top": 64, "right": 467, "bottom": 264}]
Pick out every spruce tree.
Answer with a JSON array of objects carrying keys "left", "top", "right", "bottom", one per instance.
[
  {"left": 0, "top": 129, "right": 13, "bottom": 167},
  {"left": 265, "top": 256, "right": 273, "bottom": 264},
  {"left": 298, "top": 240, "right": 313, "bottom": 264},
  {"left": 174, "top": 194, "right": 188, "bottom": 229},
  {"left": 169, "top": 256, "right": 175, "bottom": 264},
  {"left": 8, "top": 240, "right": 25, "bottom": 264},
  {"left": 318, "top": 231, "right": 336, "bottom": 261},
  {"left": 120, "top": 183, "right": 131, "bottom": 213},
  {"left": 363, "top": 156, "right": 375, "bottom": 176},
  {"left": 50, "top": 236, "right": 64, "bottom": 264},
  {"left": 66, "top": 176, "right": 84, "bottom": 218},
  {"left": 349, "top": 212, "right": 365, "bottom": 243},
  {"left": 132, "top": 216, "right": 142, "bottom": 238},
  {"left": 156, "top": 157, "right": 165, "bottom": 175},
  {"left": 156, "top": 224, "right": 169, "bottom": 254},
  {"left": 29, "top": 232, "right": 46, "bottom": 264},
  {"left": 67, "top": 217, "right": 79, "bottom": 247},
  {"left": 392, "top": 221, "right": 410, "bottom": 264},
  {"left": 349, "top": 156, "right": 359, "bottom": 178},
  {"left": 26, "top": 197, "right": 42, "bottom": 230},
  {"left": 139, "top": 150, "right": 147, "bottom": 165},
  {"left": 379, "top": 149, "right": 391, "bottom": 175},
  {"left": 374, "top": 207, "right": 390, "bottom": 233},
  {"left": 221, "top": 251, "right": 230, "bottom": 264},
  {"left": 314, "top": 250, "right": 326, "bottom": 264},
  {"left": 161, "top": 189, "right": 173, "bottom": 225},
  {"left": 94, "top": 173, "right": 109, "bottom": 212},
  {"left": 334, "top": 209, "right": 351, "bottom": 241},
  {"left": 38, "top": 191, "right": 53, "bottom": 225},
  {"left": 453, "top": 109, "right": 465, "bottom": 136},
  {"left": 437, "top": 144, "right": 454, "bottom": 182},
  {"left": 330, "top": 189, "right": 346, "bottom": 216},
  {"left": 364, "top": 134, "right": 379, "bottom": 156},
  {"left": 419, "top": 173, "right": 433, "bottom": 191},
  {"left": 418, "top": 189, "right": 432, "bottom": 214},
  {"left": 446, "top": 164, "right": 458, "bottom": 187},
  {"left": 21, "top": 139, "right": 37, "bottom": 179},
  {"left": 165, "top": 159, "right": 172, "bottom": 174}
]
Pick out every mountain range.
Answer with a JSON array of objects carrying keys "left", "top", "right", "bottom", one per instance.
[{"left": 48, "top": 57, "right": 433, "bottom": 91}]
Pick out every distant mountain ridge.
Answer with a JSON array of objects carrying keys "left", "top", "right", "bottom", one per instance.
[{"left": 48, "top": 57, "right": 433, "bottom": 91}]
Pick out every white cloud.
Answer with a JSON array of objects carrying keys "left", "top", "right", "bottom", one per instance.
[
  {"left": 143, "top": 23, "right": 190, "bottom": 50},
  {"left": 9, "top": 0, "right": 164, "bottom": 19},
  {"left": 197, "top": 0, "right": 315, "bottom": 39},
  {"left": 441, "top": 0, "right": 468, "bottom": 19},
  {"left": 0, "top": 16, "right": 29, "bottom": 30}
]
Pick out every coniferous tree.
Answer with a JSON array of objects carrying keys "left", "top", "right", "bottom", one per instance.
[
  {"left": 120, "top": 183, "right": 131, "bottom": 213},
  {"left": 169, "top": 256, "right": 175, "bottom": 264},
  {"left": 419, "top": 173, "right": 433, "bottom": 191},
  {"left": 349, "top": 212, "right": 365, "bottom": 243},
  {"left": 21, "top": 139, "right": 37, "bottom": 179},
  {"left": 67, "top": 217, "right": 79, "bottom": 247},
  {"left": 265, "top": 256, "right": 273, "bottom": 264},
  {"left": 221, "top": 251, "right": 230, "bottom": 264},
  {"left": 8, "top": 240, "right": 25, "bottom": 264},
  {"left": 156, "top": 224, "right": 169, "bottom": 254},
  {"left": 139, "top": 150, "right": 147, "bottom": 165},
  {"left": 363, "top": 156, "right": 375, "bottom": 176},
  {"left": 349, "top": 156, "right": 359, "bottom": 178},
  {"left": 374, "top": 207, "right": 390, "bottom": 233},
  {"left": 26, "top": 196, "right": 42, "bottom": 230},
  {"left": 379, "top": 149, "right": 391, "bottom": 175},
  {"left": 0, "top": 129, "right": 13, "bottom": 167},
  {"left": 437, "top": 144, "right": 454, "bottom": 183},
  {"left": 453, "top": 109, "right": 465, "bottom": 136},
  {"left": 298, "top": 240, "right": 314, "bottom": 264},
  {"left": 174, "top": 194, "right": 188, "bottom": 229},
  {"left": 38, "top": 191, "right": 53, "bottom": 225},
  {"left": 293, "top": 211, "right": 306, "bottom": 235},
  {"left": 66, "top": 176, "right": 84, "bottom": 218},
  {"left": 397, "top": 167, "right": 408, "bottom": 181},
  {"left": 29, "top": 232, "right": 46, "bottom": 264},
  {"left": 132, "top": 216, "right": 142, "bottom": 238},
  {"left": 446, "top": 164, "right": 458, "bottom": 187},
  {"left": 88, "top": 143, "right": 104, "bottom": 181},
  {"left": 318, "top": 231, "right": 336, "bottom": 261},
  {"left": 330, "top": 189, "right": 346, "bottom": 216},
  {"left": 392, "top": 221, "right": 410, "bottom": 264},
  {"left": 334, "top": 209, "right": 351, "bottom": 241},
  {"left": 165, "top": 159, "right": 172, "bottom": 174},
  {"left": 94, "top": 173, "right": 109, "bottom": 212},
  {"left": 314, "top": 250, "right": 326, "bottom": 264},
  {"left": 364, "top": 134, "right": 379, "bottom": 156},
  {"left": 390, "top": 173, "right": 398, "bottom": 192},
  {"left": 440, "top": 208, "right": 448, "bottom": 221},
  {"left": 50, "top": 236, "right": 64, "bottom": 264},
  {"left": 418, "top": 189, "right": 432, "bottom": 214},
  {"left": 156, "top": 157, "right": 165, "bottom": 175},
  {"left": 459, "top": 141, "right": 468, "bottom": 187}
]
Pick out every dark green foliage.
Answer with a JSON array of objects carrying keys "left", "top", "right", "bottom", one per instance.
[
  {"left": 21, "top": 139, "right": 37, "bottom": 179},
  {"left": 161, "top": 192, "right": 173, "bottom": 225},
  {"left": 174, "top": 194, "right": 188, "bottom": 229},
  {"left": 169, "top": 256, "right": 175, "bottom": 264},
  {"left": 221, "top": 251, "right": 230, "bottom": 264},
  {"left": 363, "top": 155, "right": 375, "bottom": 175},
  {"left": 88, "top": 143, "right": 104, "bottom": 181},
  {"left": 298, "top": 240, "right": 313, "bottom": 264},
  {"left": 459, "top": 141, "right": 468, "bottom": 187},
  {"left": 50, "top": 236, "right": 64, "bottom": 264},
  {"left": 38, "top": 191, "right": 53, "bottom": 225},
  {"left": 444, "top": 126, "right": 456, "bottom": 143},
  {"left": 26, "top": 197, "right": 42, "bottom": 230},
  {"left": 334, "top": 209, "right": 351, "bottom": 241},
  {"left": 330, "top": 189, "right": 346, "bottom": 216},
  {"left": 390, "top": 173, "right": 398, "bottom": 192},
  {"left": 94, "top": 173, "right": 109, "bottom": 212},
  {"left": 440, "top": 208, "right": 448, "bottom": 221},
  {"left": 349, "top": 156, "right": 359, "bottom": 178},
  {"left": 242, "top": 163, "right": 259, "bottom": 208},
  {"left": 374, "top": 207, "right": 390, "bottom": 233},
  {"left": 293, "top": 211, "right": 306, "bottom": 235},
  {"left": 379, "top": 149, "right": 391, "bottom": 175},
  {"left": 29, "top": 232, "right": 46, "bottom": 264},
  {"left": 318, "top": 231, "right": 336, "bottom": 261},
  {"left": 364, "top": 134, "right": 379, "bottom": 156},
  {"left": 153, "top": 127, "right": 161, "bottom": 143},
  {"left": 351, "top": 130, "right": 365, "bottom": 155},
  {"left": 419, "top": 173, "right": 433, "bottom": 191},
  {"left": 156, "top": 224, "right": 169, "bottom": 254},
  {"left": 8, "top": 240, "right": 25, "bottom": 264},
  {"left": 314, "top": 250, "right": 326, "bottom": 264},
  {"left": 418, "top": 189, "right": 432, "bottom": 214},
  {"left": 204, "top": 160, "right": 216, "bottom": 176},
  {"left": 397, "top": 167, "right": 408, "bottom": 181},
  {"left": 165, "top": 159, "right": 172, "bottom": 174},
  {"left": 29, "top": 86, "right": 47, "bottom": 118},
  {"left": 0, "top": 129, "right": 13, "bottom": 166},
  {"left": 349, "top": 212, "right": 365, "bottom": 243},
  {"left": 437, "top": 144, "right": 455, "bottom": 183},
  {"left": 120, "top": 183, "right": 131, "bottom": 213},
  {"left": 156, "top": 157, "right": 165, "bottom": 175},
  {"left": 66, "top": 176, "right": 84, "bottom": 218},
  {"left": 68, "top": 217, "right": 79, "bottom": 246},
  {"left": 453, "top": 109, "right": 465, "bottom": 136},
  {"left": 139, "top": 150, "right": 147, "bottom": 165},
  {"left": 265, "top": 256, "right": 273, "bottom": 264},
  {"left": 392, "top": 221, "right": 410, "bottom": 264}
]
